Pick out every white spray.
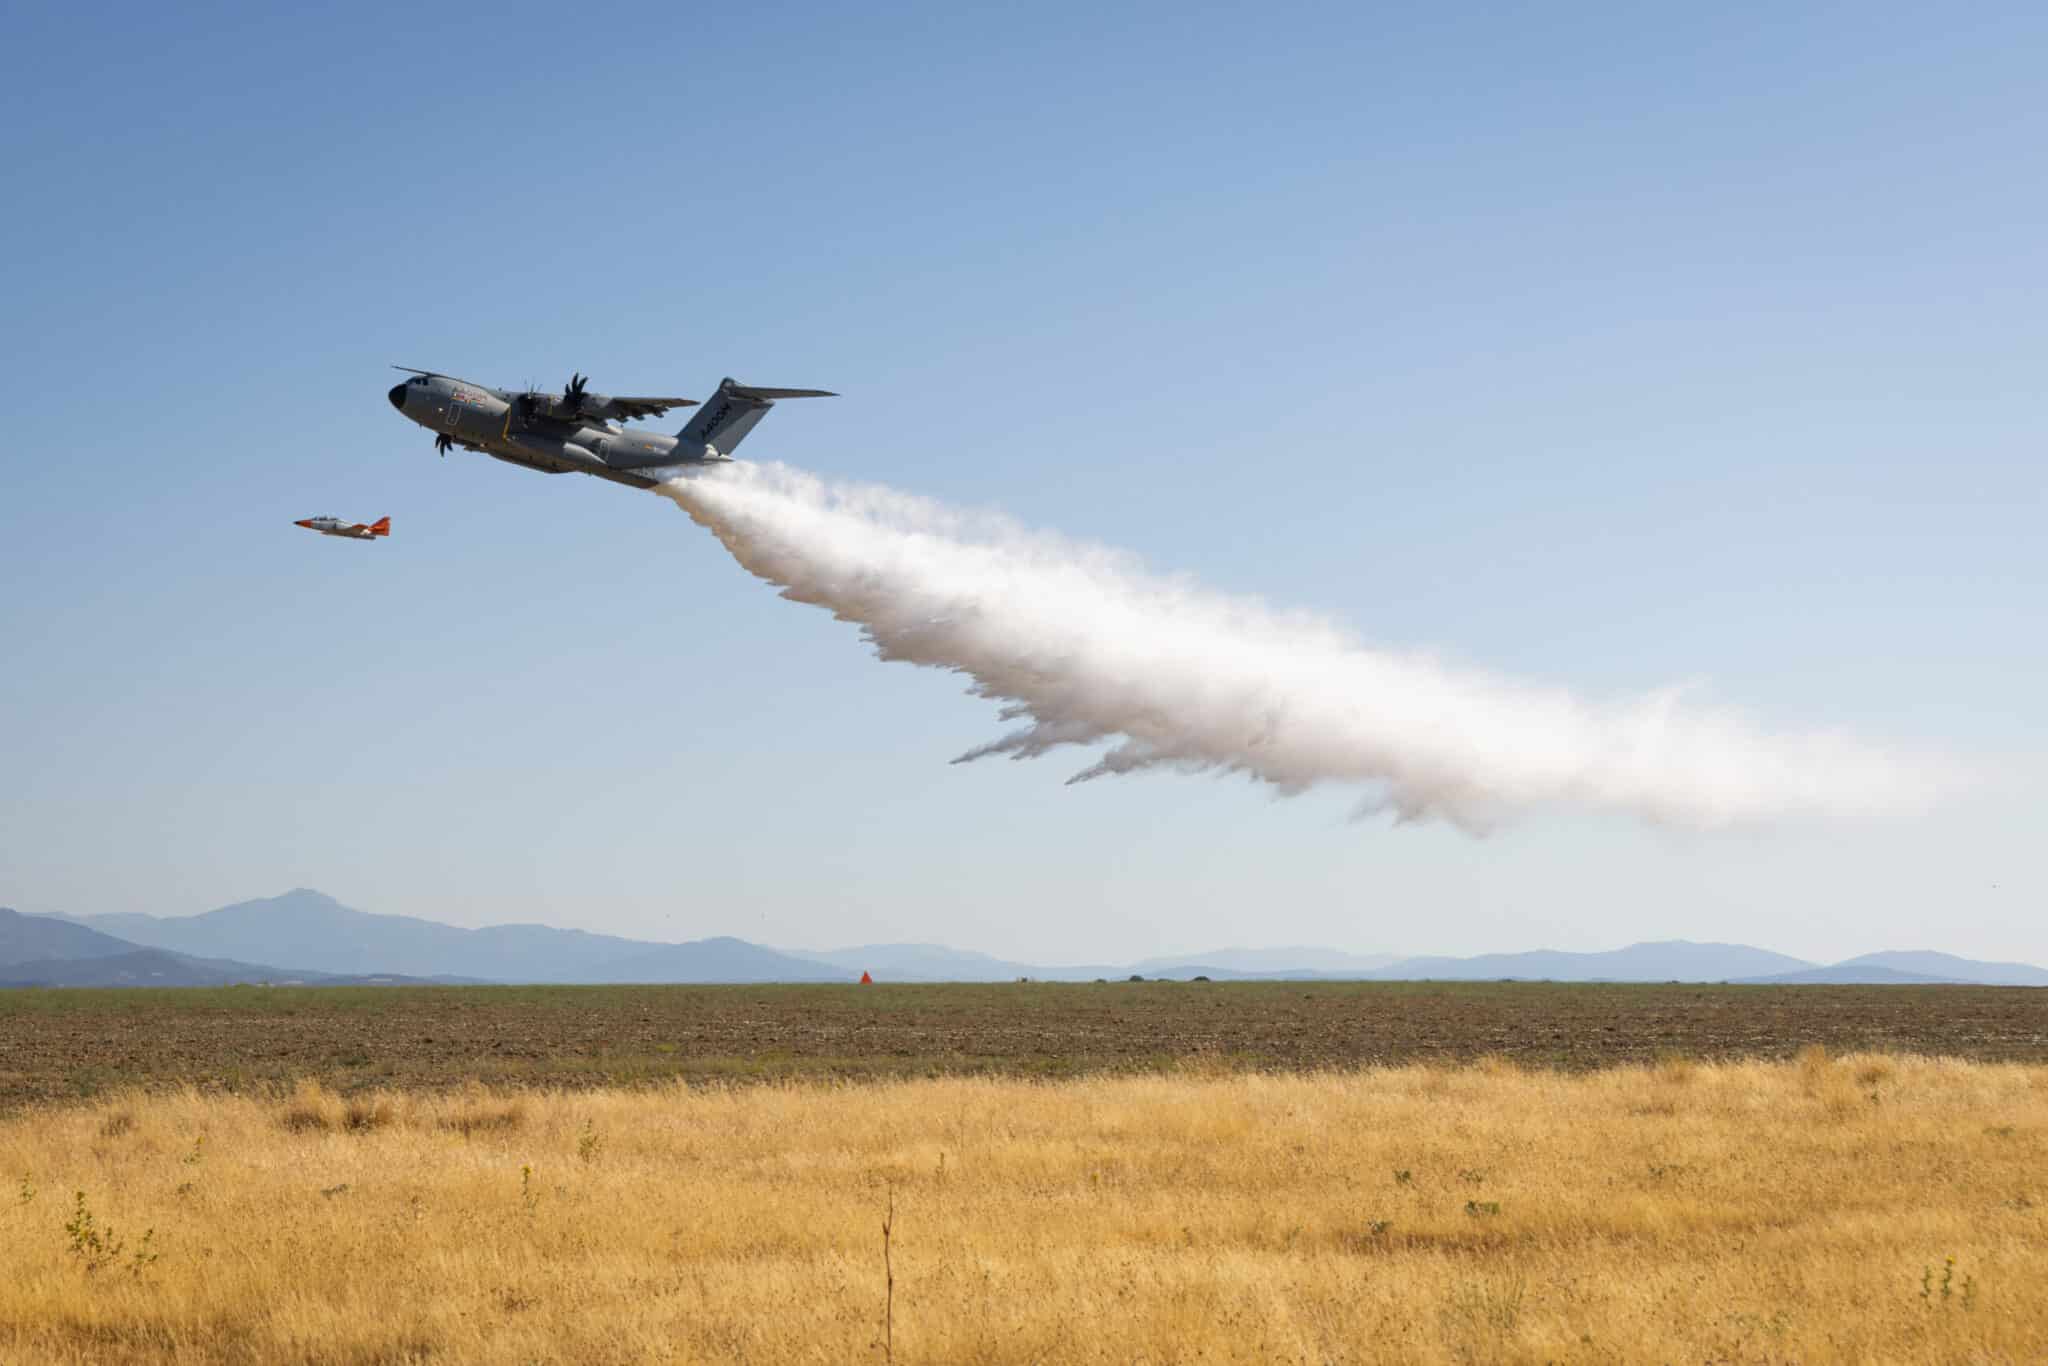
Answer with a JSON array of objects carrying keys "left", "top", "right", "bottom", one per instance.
[{"left": 657, "top": 463, "right": 1954, "bottom": 832}]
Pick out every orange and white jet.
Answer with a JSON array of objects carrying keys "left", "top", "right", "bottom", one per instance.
[{"left": 294, "top": 515, "right": 390, "bottom": 541}]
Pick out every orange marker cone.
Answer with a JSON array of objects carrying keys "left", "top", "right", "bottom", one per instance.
[{"left": 859, "top": 971, "right": 873, "bottom": 985}]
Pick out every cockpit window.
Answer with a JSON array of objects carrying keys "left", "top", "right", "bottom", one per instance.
[{"left": 408, "top": 375, "right": 429, "bottom": 386}]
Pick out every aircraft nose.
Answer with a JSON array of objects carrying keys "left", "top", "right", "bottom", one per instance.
[{"left": 387, "top": 383, "right": 407, "bottom": 411}]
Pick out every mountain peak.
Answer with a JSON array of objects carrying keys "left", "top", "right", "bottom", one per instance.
[
  {"left": 273, "top": 888, "right": 345, "bottom": 907},
  {"left": 206, "top": 889, "right": 354, "bottom": 920}
]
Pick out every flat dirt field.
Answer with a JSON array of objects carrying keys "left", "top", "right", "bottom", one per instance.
[{"left": 2, "top": 981, "right": 2044, "bottom": 1109}]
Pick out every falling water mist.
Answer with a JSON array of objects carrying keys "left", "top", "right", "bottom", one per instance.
[{"left": 656, "top": 463, "right": 1956, "bottom": 833}]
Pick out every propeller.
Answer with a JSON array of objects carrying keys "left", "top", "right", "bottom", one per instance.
[
  {"left": 435, "top": 433, "right": 454, "bottom": 457},
  {"left": 562, "top": 372, "right": 590, "bottom": 415}
]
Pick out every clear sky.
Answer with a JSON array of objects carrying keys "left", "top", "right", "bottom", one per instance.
[{"left": 2, "top": 2, "right": 2040, "bottom": 963}]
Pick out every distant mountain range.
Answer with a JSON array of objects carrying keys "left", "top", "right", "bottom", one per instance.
[
  {"left": 5, "top": 890, "right": 2045, "bottom": 988},
  {"left": 0, "top": 907, "right": 473, "bottom": 988},
  {"left": 1134, "top": 947, "right": 1405, "bottom": 975},
  {"left": 1729, "top": 952, "right": 2048, "bottom": 987},
  {"left": 2, "top": 907, "right": 143, "bottom": 965},
  {"left": 44, "top": 892, "right": 711, "bottom": 982},
  {"left": 1370, "top": 941, "right": 1815, "bottom": 983}
]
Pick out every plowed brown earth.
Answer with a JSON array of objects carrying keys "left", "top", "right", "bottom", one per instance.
[{"left": 2, "top": 981, "right": 2043, "bottom": 1111}]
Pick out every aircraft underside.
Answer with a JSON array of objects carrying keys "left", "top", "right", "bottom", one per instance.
[{"left": 484, "top": 446, "right": 663, "bottom": 488}]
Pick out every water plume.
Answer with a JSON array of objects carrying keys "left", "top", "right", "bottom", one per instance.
[{"left": 657, "top": 463, "right": 1954, "bottom": 832}]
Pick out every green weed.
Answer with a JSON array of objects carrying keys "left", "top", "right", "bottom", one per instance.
[
  {"left": 1920, "top": 1255, "right": 1976, "bottom": 1310},
  {"left": 64, "top": 1191, "right": 155, "bottom": 1277}
]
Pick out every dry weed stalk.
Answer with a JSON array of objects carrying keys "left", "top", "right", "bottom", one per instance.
[{"left": 881, "top": 1185, "right": 896, "bottom": 1363}]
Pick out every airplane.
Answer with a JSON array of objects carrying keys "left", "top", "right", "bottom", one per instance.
[
  {"left": 295, "top": 515, "right": 390, "bottom": 541},
  {"left": 386, "top": 368, "right": 835, "bottom": 490}
]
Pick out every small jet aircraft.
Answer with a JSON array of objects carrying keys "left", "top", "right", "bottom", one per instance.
[
  {"left": 386, "top": 369, "right": 835, "bottom": 490},
  {"left": 295, "top": 515, "right": 390, "bottom": 541}
]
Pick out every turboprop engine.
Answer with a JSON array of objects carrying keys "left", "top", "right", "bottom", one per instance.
[{"left": 512, "top": 372, "right": 697, "bottom": 426}]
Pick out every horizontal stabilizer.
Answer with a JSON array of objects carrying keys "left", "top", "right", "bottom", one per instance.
[{"left": 729, "top": 384, "right": 838, "bottom": 400}]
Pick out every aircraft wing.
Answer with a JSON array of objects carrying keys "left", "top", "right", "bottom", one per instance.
[{"left": 598, "top": 395, "right": 700, "bottom": 420}]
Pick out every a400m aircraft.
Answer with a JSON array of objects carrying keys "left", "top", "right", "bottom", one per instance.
[{"left": 386, "top": 369, "right": 834, "bottom": 489}]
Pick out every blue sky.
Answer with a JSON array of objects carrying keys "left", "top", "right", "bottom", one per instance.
[{"left": 2, "top": 2, "right": 2040, "bottom": 962}]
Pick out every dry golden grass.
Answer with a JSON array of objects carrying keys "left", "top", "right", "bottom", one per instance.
[{"left": 1, "top": 1055, "right": 2043, "bottom": 1364}]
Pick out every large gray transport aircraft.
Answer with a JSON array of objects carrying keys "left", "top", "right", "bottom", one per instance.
[{"left": 387, "top": 369, "right": 835, "bottom": 489}]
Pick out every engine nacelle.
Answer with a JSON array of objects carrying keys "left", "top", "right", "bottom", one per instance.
[{"left": 516, "top": 390, "right": 625, "bottom": 423}]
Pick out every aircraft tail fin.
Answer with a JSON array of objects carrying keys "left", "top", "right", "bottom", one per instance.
[
  {"left": 670, "top": 378, "right": 836, "bottom": 462},
  {"left": 370, "top": 516, "right": 391, "bottom": 537}
]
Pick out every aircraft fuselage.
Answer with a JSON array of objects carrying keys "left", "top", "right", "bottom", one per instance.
[
  {"left": 387, "top": 374, "right": 699, "bottom": 489},
  {"left": 295, "top": 515, "right": 387, "bottom": 540}
]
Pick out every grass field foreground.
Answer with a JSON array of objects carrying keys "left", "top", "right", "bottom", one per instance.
[{"left": 0, "top": 1052, "right": 2043, "bottom": 1363}]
